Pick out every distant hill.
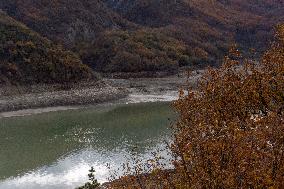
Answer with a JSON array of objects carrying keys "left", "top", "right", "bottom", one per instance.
[
  {"left": 0, "top": 0, "right": 283, "bottom": 74},
  {"left": 0, "top": 0, "right": 135, "bottom": 48},
  {"left": 103, "top": 0, "right": 283, "bottom": 56},
  {"left": 0, "top": 11, "right": 93, "bottom": 85},
  {"left": 79, "top": 29, "right": 192, "bottom": 73}
]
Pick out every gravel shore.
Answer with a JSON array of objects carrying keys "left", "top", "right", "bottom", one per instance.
[
  {"left": 0, "top": 80, "right": 129, "bottom": 113},
  {"left": 0, "top": 69, "right": 203, "bottom": 115}
]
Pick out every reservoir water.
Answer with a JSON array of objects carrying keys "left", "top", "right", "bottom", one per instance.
[{"left": 0, "top": 102, "right": 175, "bottom": 189}]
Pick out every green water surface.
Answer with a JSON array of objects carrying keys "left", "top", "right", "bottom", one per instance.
[{"left": 0, "top": 102, "right": 175, "bottom": 180}]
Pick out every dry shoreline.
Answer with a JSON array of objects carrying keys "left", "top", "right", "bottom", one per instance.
[
  {"left": 0, "top": 70, "right": 203, "bottom": 118},
  {"left": 0, "top": 80, "right": 128, "bottom": 114}
]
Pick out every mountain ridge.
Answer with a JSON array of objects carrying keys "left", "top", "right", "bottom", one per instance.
[{"left": 0, "top": 0, "right": 283, "bottom": 82}]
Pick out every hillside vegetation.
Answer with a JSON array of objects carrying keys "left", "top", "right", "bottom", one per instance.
[
  {"left": 103, "top": 0, "right": 283, "bottom": 58},
  {"left": 79, "top": 29, "right": 194, "bottom": 73},
  {"left": 0, "top": 0, "right": 135, "bottom": 47},
  {"left": 0, "top": 11, "right": 93, "bottom": 85},
  {"left": 0, "top": 0, "right": 283, "bottom": 75}
]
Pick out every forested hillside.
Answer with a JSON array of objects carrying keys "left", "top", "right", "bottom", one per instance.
[
  {"left": 0, "top": 0, "right": 135, "bottom": 47},
  {"left": 103, "top": 0, "right": 283, "bottom": 56},
  {"left": 78, "top": 29, "right": 193, "bottom": 73},
  {"left": 0, "top": 11, "right": 93, "bottom": 85},
  {"left": 0, "top": 0, "right": 283, "bottom": 76}
]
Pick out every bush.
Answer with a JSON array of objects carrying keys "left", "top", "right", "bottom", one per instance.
[
  {"left": 171, "top": 24, "right": 284, "bottom": 188},
  {"left": 97, "top": 24, "right": 284, "bottom": 189}
]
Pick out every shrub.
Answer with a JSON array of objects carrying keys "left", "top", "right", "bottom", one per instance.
[
  {"left": 77, "top": 167, "right": 100, "bottom": 189},
  {"left": 171, "top": 24, "right": 284, "bottom": 188},
  {"left": 94, "top": 24, "right": 284, "bottom": 189}
]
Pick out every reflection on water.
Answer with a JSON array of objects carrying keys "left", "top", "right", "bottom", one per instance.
[{"left": 0, "top": 102, "right": 175, "bottom": 189}]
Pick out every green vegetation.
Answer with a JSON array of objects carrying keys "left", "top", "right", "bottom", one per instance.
[
  {"left": 78, "top": 29, "right": 193, "bottom": 73},
  {"left": 77, "top": 167, "right": 100, "bottom": 189},
  {"left": 0, "top": 12, "right": 94, "bottom": 85}
]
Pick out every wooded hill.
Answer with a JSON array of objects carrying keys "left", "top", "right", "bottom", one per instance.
[
  {"left": 0, "top": 11, "right": 93, "bottom": 85},
  {"left": 0, "top": 0, "right": 283, "bottom": 83}
]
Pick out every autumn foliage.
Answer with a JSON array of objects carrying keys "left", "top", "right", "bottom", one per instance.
[
  {"left": 99, "top": 25, "right": 284, "bottom": 189},
  {"left": 0, "top": 12, "right": 94, "bottom": 85},
  {"left": 79, "top": 29, "right": 192, "bottom": 73},
  {"left": 171, "top": 25, "right": 284, "bottom": 188},
  {"left": 1, "top": 0, "right": 282, "bottom": 74}
]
